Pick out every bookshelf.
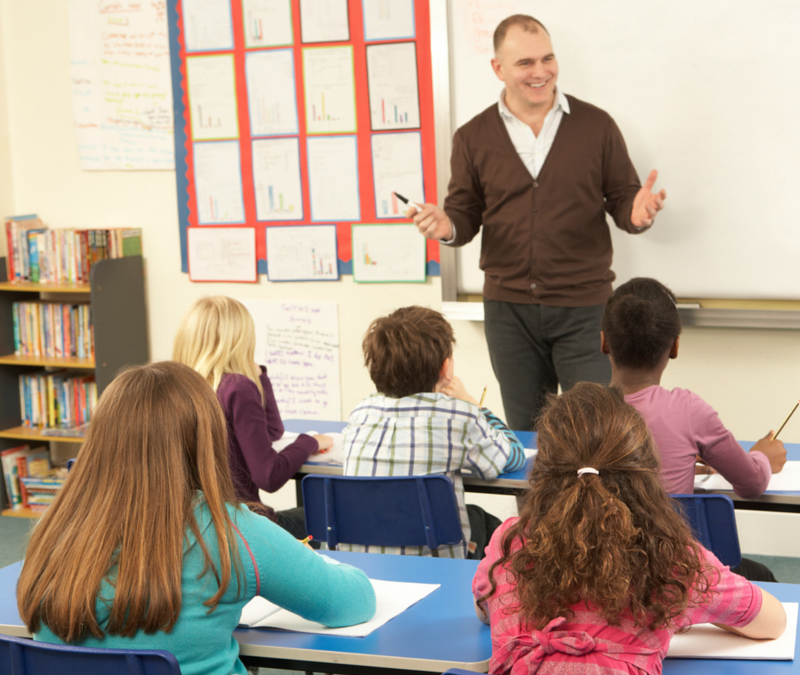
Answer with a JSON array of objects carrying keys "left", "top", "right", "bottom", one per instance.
[{"left": 0, "top": 255, "right": 149, "bottom": 516}]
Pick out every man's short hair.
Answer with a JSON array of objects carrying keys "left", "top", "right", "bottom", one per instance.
[
  {"left": 362, "top": 306, "right": 455, "bottom": 398},
  {"left": 493, "top": 14, "right": 549, "bottom": 53}
]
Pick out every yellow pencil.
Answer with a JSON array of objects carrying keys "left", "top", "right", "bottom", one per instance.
[
  {"left": 479, "top": 386, "right": 488, "bottom": 408},
  {"left": 772, "top": 400, "right": 800, "bottom": 440},
  {"left": 301, "top": 535, "right": 313, "bottom": 545}
]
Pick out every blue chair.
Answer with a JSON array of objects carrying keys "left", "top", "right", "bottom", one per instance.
[
  {"left": 0, "top": 634, "right": 181, "bottom": 674},
  {"left": 671, "top": 493, "right": 742, "bottom": 568},
  {"left": 302, "top": 474, "right": 463, "bottom": 550}
]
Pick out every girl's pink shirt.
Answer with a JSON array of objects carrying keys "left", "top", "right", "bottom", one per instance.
[
  {"left": 473, "top": 517, "right": 762, "bottom": 675},
  {"left": 625, "top": 385, "right": 770, "bottom": 499}
]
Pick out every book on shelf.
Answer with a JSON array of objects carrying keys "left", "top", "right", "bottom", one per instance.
[
  {"left": 12, "top": 301, "right": 93, "bottom": 359},
  {"left": 19, "top": 371, "right": 96, "bottom": 431},
  {"left": 3, "top": 215, "right": 143, "bottom": 284},
  {"left": 20, "top": 468, "right": 68, "bottom": 512},
  {"left": 1, "top": 444, "right": 50, "bottom": 511}
]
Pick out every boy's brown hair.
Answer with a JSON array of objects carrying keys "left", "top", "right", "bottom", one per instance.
[{"left": 363, "top": 306, "right": 455, "bottom": 398}]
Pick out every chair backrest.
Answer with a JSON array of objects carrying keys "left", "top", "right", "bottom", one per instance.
[
  {"left": 302, "top": 474, "right": 464, "bottom": 550},
  {"left": 0, "top": 634, "right": 181, "bottom": 675},
  {"left": 671, "top": 494, "right": 742, "bottom": 568}
]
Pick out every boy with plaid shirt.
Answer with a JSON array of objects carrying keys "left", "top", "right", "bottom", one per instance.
[{"left": 342, "top": 306, "right": 526, "bottom": 559}]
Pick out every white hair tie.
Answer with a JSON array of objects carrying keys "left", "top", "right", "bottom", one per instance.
[{"left": 577, "top": 467, "right": 599, "bottom": 476}]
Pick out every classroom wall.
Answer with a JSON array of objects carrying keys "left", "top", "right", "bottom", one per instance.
[
  {"left": 0, "top": 1, "right": 14, "bottom": 246},
  {"left": 2, "top": 0, "right": 800, "bottom": 554}
]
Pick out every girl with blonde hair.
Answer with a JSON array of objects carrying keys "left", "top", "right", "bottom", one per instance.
[
  {"left": 173, "top": 296, "right": 332, "bottom": 537},
  {"left": 474, "top": 383, "right": 785, "bottom": 675},
  {"left": 18, "top": 362, "right": 375, "bottom": 675}
]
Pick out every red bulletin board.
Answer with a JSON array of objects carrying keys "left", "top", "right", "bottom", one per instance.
[{"left": 168, "top": 0, "right": 440, "bottom": 277}]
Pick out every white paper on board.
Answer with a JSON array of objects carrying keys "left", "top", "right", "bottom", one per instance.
[
  {"left": 363, "top": 0, "right": 416, "bottom": 40},
  {"left": 182, "top": 0, "right": 234, "bottom": 51},
  {"left": 307, "top": 136, "right": 360, "bottom": 221},
  {"left": 243, "top": 300, "right": 342, "bottom": 420},
  {"left": 367, "top": 42, "right": 420, "bottom": 130},
  {"left": 372, "top": 132, "right": 424, "bottom": 219},
  {"left": 246, "top": 50, "right": 299, "bottom": 137},
  {"left": 253, "top": 138, "right": 304, "bottom": 221},
  {"left": 266, "top": 225, "right": 338, "bottom": 280},
  {"left": 187, "top": 227, "right": 257, "bottom": 282},
  {"left": 299, "top": 0, "right": 349, "bottom": 43},
  {"left": 194, "top": 142, "right": 246, "bottom": 224},
  {"left": 352, "top": 224, "right": 425, "bottom": 283},
  {"left": 67, "top": 0, "right": 174, "bottom": 170},
  {"left": 243, "top": 0, "right": 294, "bottom": 48},
  {"left": 186, "top": 55, "right": 239, "bottom": 141},
  {"left": 303, "top": 46, "right": 357, "bottom": 134}
]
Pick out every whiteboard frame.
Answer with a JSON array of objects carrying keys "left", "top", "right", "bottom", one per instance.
[{"left": 431, "top": 0, "right": 800, "bottom": 329}]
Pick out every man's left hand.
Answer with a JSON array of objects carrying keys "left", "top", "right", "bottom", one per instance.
[{"left": 631, "top": 169, "right": 667, "bottom": 228}]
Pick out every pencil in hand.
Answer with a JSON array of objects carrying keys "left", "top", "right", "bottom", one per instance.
[{"left": 772, "top": 400, "right": 800, "bottom": 441}]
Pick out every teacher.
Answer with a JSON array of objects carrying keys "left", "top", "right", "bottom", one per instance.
[{"left": 409, "top": 14, "right": 666, "bottom": 431}]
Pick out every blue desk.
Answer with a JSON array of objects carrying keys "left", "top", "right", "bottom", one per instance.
[
  {"left": 288, "top": 420, "right": 800, "bottom": 512},
  {"left": 1, "top": 556, "right": 799, "bottom": 674}
]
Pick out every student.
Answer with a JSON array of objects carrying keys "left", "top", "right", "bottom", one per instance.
[
  {"left": 600, "top": 277, "right": 786, "bottom": 499},
  {"left": 17, "top": 362, "right": 376, "bottom": 675},
  {"left": 342, "top": 305, "right": 526, "bottom": 558},
  {"left": 600, "top": 278, "right": 786, "bottom": 582},
  {"left": 473, "top": 383, "right": 786, "bottom": 675},
  {"left": 173, "top": 296, "right": 332, "bottom": 538}
]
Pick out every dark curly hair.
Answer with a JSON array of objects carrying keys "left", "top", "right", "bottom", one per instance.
[
  {"left": 602, "top": 277, "right": 681, "bottom": 370},
  {"left": 478, "top": 383, "right": 715, "bottom": 631}
]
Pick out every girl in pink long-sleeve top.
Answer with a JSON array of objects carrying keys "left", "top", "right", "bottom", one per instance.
[
  {"left": 173, "top": 296, "right": 332, "bottom": 538},
  {"left": 473, "top": 383, "right": 786, "bottom": 675},
  {"left": 600, "top": 277, "right": 785, "bottom": 581}
]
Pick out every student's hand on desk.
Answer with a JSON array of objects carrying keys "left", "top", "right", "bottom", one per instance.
[
  {"left": 631, "top": 169, "right": 667, "bottom": 228},
  {"left": 406, "top": 203, "right": 454, "bottom": 240},
  {"left": 438, "top": 376, "right": 479, "bottom": 406},
  {"left": 694, "top": 455, "right": 716, "bottom": 476},
  {"left": 750, "top": 431, "right": 787, "bottom": 473},
  {"left": 314, "top": 434, "right": 334, "bottom": 453}
]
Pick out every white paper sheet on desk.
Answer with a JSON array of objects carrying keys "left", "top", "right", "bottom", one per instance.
[
  {"left": 667, "top": 602, "right": 797, "bottom": 659},
  {"left": 274, "top": 431, "right": 344, "bottom": 465},
  {"left": 695, "top": 461, "right": 800, "bottom": 492},
  {"left": 238, "top": 577, "right": 439, "bottom": 637}
]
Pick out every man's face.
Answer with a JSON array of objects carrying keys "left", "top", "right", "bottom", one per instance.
[{"left": 491, "top": 25, "right": 558, "bottom": 115}]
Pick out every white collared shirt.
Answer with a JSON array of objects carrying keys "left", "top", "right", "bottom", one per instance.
[{"left": 497, "top": 87, "right": 571, "bottom": 179}]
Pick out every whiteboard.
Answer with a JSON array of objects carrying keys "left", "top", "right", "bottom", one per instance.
[{"left": 448, "top": 0, "right": 800, "bottom": 300}]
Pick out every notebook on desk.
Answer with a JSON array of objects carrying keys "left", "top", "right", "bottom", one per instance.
[
  {"left": 695, "top": 461, "right": 800, "bottom": 492},
  {"left": 667, "top": 602, "right": 797, "bottom": 660},
  {"left": 238, "top": 571, "right": 439, "bottom": 637},
  {"left": 275, "top": 431, "right": 344, "bottom": 465}
]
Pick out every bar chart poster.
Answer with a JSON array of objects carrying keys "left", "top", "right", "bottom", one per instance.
[{"left": 168, "top": 0, "right": 439, "bottom": 279}]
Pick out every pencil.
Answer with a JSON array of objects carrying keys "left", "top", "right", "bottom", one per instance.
[
  {"left": 772, "top": 400, "right": 800, "bottom": 440},
  {"left": 479, "top": 386, "right": 488, "bottom": 407},
  {"left": 301, "top": 535, "right": 313, "bottom": 545}
]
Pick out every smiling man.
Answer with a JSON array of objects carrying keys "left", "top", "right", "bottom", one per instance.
[{"left": 409, "top": 15, "right": 667, "bottom": 431}]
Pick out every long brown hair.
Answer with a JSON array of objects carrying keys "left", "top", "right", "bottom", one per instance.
[
  {"left": 18, "top": 362, "right": 243, "bottom": 642},
  {"left": 479, "top": 383, "right": 714, "bottom": 630}
]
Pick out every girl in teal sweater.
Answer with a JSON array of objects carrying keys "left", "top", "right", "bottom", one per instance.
[{"left": 17, "top": 361, "right": 375, "bottom": 675}]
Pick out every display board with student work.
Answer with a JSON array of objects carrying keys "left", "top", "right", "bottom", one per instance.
[
  {"left": 167, "top": 0, "right": 439, "bottom": 283},
  {"left": 447, "top": 0, "right": 800, "bottom": 301}
]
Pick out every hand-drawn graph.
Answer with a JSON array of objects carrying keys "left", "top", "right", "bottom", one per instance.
[
  {"left": 367, "top": 42, "right": 420, "bottom": 130},
  {"left": 303, "top": 46, "right": 357, "bottom": 134},
  {"left": 253, "top": 137, "right": 304, "bottom": 221}
]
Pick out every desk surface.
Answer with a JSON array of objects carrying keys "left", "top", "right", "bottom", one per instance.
[
  {"left": 2, "top": 556, "right": 800, "bottom": 674},
  {"left": 287, "top": 420, "right": 800, "bottom": 508}
]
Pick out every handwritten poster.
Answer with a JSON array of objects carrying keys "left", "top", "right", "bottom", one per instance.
[
  {"left": 243, "top": 300, "right": 341, "bottom": 420},
  {"left": 68, "top": 0, "right": 175, "bottom": 170}
]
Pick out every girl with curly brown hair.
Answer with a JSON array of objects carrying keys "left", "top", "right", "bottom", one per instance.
[{"left": 473, "top": 382, "right": 785, "bottom": 675}]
